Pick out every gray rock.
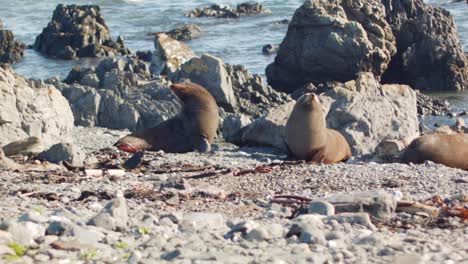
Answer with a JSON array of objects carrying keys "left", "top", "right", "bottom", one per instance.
[
  {"left": 175, "top": 53, "right": 238, "bottom": 111},
  {"left": 245, "top": 223, "right": 285, "bottom": 241},
  {"left": 186, "top": 3, "right": 270, "bottom": 18},
  {"left": 324, "top": 213, "right": 377, "bottom": 231},
  {"left": 164, "top": 24, "right": 201, "bottom": 41},
  {"left": 98, "top": 90, "right": 140, "bottom": 131},
  {"left": 0, "top": 67, "right": 74, "bottom": 151},
  {"left": 0, "top": 230, "right": 13, "bottom": 244},
  {"left": 221, "top": 113, "right": 252, "bottom": 143},
  {"left": 33, "top": 4, "right": 129, "bottom": 59},
  {"left": 299, "top": 226, "right": 326, "bottom": 245},
  {"left": 18, "top": 211, "right": 48, "bottom": 224},
  {"left": 262, "top": 44, "right": 278, "bottom": 55},
  {"left": 151, "top": 33, "right": 196, "bottom": 76},
  {"left": 326, "top": 190, "right": 397, "bottom": 220},
  {"left": 0, "top": 29, "right": 25, "bottom": 64},
  {"left": 308, "top": 201, "right": 335, "bottom": 216},
  {"left": 382, "top": 0, "right": 467, "bottom": 91},
  {"left": 5, "top": 221, "right": 45, "bottom": 246},
  {"left": 0, "top": 245, "right": 14, "bottom": 256},
  {"left": 88, "top": 195, "right": 129, "bottom": 231},
  {"left": 80, "top": 73, "right": 100, "bottom": 88},
  {"left": 179, "top": 213, "right": 226, "bottom": 231},
  {"left": 38, "top": 142, "right": 86, "bottom": 166},
  {"left": 266, "top": 0, "right": 396, "bottom": 92}
]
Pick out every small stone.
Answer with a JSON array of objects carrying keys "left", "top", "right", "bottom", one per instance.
[
  {"left": 324, "top": 213, "right": 377, "bottom": 231},
  {"left": 6, "top": 221, "right": 45, "bottom": 246},
  {"left": 128, "top": 250, "right": 142, "bottom": 264},
  {"left": 308, "top": 201, "right": 335, "bottom": 216},
  {"left": 85, "top": 169, "right": 103, "bottom": 177},
  {"left": 179, "top": 212, "right": 226, "bottom": 231},
  {"left": 299, "top": 226, "right": 326, "bottom": 245},
  {"left": 0, "top": 245, "right": 15, "bottom": 256},
  {"left": 18, "top": 211, "right": 48, "bottom": 223},
  {"left": 0, "top": 230, "right": 13, "bottom": 244},
  {"left": 107, "top": 169, "right": 126, "bottom": 177},
  {"left": 245, "top": 223, "right": 285, "bottom": 241},
  {"left": 88, "top": 196, "right": 129, "bottom": 231},
  {"left": 37, "top": 142, "right": 85, "bottom": 166}
]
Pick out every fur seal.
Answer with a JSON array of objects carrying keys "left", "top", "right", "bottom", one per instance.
[
  {"left": 284, "top": 93, "right": 352, "bottom": 163},
  {"left": 401, "top": 133, "right": 468, "bottom": 170},
  {"left": 114, "top": 82, "right": 219, "bottom": 153}
]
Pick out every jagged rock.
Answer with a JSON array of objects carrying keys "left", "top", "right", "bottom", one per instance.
[
  {"left": 266, "top": 0, "right": 396, "bottom": 93},
  {"left": 221, "top": 113, "right": 252, "bottom": 143},
  {"left": 37, "top": 142, "right": 86, "bottom": 166},
  {"left": 416, "top": 91, "right": 452, "bottom": 116},
  {"left": 163, "top": 24, "right": 201, "bottom": 41},
  {"left": 0, "top": 67, "right": 74, "bottom": 152},
  {"left": 175, "top": 53, "right": 238, "bottom": 111},
  {"left": 0, "top": 29, "right": 25, "bottom": 64},
  {"left": 2, "top": 137, "right": 41, "bottom": 156},
  {"left": 241, "top": 72, "right": 419, "bottom": 155},
  {"left": 33, "top": 4, "right": 130, "bottom": 59},
  {"left": 150, "top": 33, "right": 196, "bottom": 76},
  {"left": 382, "top": 0, "right": 468, "bottom": 91},
  {"left": 186, "top": 3, "right": 270, "bottom": 18},
  {"left": 136, "top": 50, "right": 153, "bottom": 62}
]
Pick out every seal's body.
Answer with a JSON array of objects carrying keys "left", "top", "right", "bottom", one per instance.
[
  {"left": 401, "top": 133, "right": 468, "bottom": 170},
  {"left": 115, "top": 82, "right": 219, "bottom": 153},
  {"left": 285, "top": 93, "right": 351, "bottom": 163}
]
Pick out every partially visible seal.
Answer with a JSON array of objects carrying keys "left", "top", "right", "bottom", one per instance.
[
  {"left": 284, "top": 93, "right": 351, "bottom": 163},
  {"left": 114, "top": 82, "right": 219, "bottom": 153},
  {"left": 401, "top": 133, "right": 468, "bottom": 170}
]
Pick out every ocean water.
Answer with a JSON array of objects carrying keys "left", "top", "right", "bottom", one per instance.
[{"left": 0, "top": 0, "right": 466, "bottom": 122}]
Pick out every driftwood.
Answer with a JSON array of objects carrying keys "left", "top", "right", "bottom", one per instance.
[{"left": 396, "top": 200, "right": 440, "bottom": 218}]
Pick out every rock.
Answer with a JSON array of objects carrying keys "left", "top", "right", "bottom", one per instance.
[
  {"left": 245, "top": 223, "right": 285, "bottom": 241},
  {"left": 382, "top": 0, "right": 468, "bottom": 91},
  {"left": 0, "top": 245, "right": 14, "bottom": 256},
  {"left": 375, "top": 137, "right": 415, "bottom": 161},
  {"left": 266, "top": 0, "right": 396, "bottom": 92},
  {"left": 325, "top": 190, "right": 397, "bottom": 220},
  {"left": 37, "top": 142, "right": 86, "bottom": 166},
  {"left": 0, "top": 67, "right": 74, "bottom": 152},
  {"left": 241, "top": 72, "right": 419, "bottom": 155},
  {"left": 46, "top": 220, "right": 103, "bottom": 245},
  {"left": 228, "top": 220, "right": 259, "bottom": 235},
  {"left": 33, "top": 4, "right": 130, "bottom": 59},
  {"left": 262, "top": 44, "right": 278, "bottom": 55},
  {"left": 179, "top": 213, "right": 226, "bottom": 231},
  {"left": 308, "top": 201, "right": 335, "bottom": 216},
  {"left": 175, "top": 53, "right": 237, "bottom": 111},
  {"left": 416, "top": 92, "right": 452, "bottom": 116},
  {"left": 324, "top": 213, "right": 377, "bottom": 231},
  {"left": 4, "top": 221, "right": 45, "bottom": 246},
  {"left": 0, "top": 19, "right": 3, "bottom": 28},
  {"left": 136, "top": 50, "right": 153, "bottom": 62},
  {"left": 163, "top": 24, "right": 201, "bottom": 41},
  {"left": 299, "top": 226, "right": 326, "bottom": 245},
  {"left": 221, "top": 113, "right": 252, "bottom": 143},
  {"left": 2, "top": 137, "right": 42, "bottom": 156},
  {"left": 18, "top": 211, "right": 48, "bottom": 224},
  {"left": 150, "top": 33, "right": 196, "bottom": 76},
  {"left": 0, "top": 29, "right": 25, "bottom": 64},
  {"left": 186, "top": 3, "right": 270, "bottom": 18},
  {"left": 80, "top": 73, "right": 100, "bottom": 88},
  {"left": 88, "top": 194, "right": 129, "bottom": 231},
  {"left": 240, "top": 102, "right": 294, "bottom": 151},
  {"left": 288, "top": 215, "right": 326, "bottom": 244}
]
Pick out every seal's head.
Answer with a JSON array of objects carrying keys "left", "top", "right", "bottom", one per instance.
[{"left": 296, "top": 93, "right": 321, "bottom": 110}]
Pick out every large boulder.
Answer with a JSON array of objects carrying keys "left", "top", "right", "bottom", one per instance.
[
  {"left": 150, "top": 33, "right": 196, "bottom": 76},
  {"left": 175, "top": 53, "right": 290, "bottom": 117},
  {"left": 382, "top": 0, "right": 468, "bottom": 91},
  {"left": 0, "top": 67, "right": 74, "bottom": 151},
  {"left": 0, "top": 29, "right": 25, "bottom": 64},
  {"left": 242, "top": 72, "right": 419, "bottom": 155},
  {"left": 33, "top": 4, "right": 129, "bottom": 59},
  {"left": 52, "top": 57, "right": 181, "bottom": 131},
  {"left": 266, "top": 0, "right": 396, "bottom": 93}
]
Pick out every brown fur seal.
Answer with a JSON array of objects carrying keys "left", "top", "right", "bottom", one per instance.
[
  {"left": 284, "top": 93, "right": 352, "bottom": 163},
  {"left": 401, "top": 133, "right": 468, "bottom": 170},
  {"left": 114, "top": 82, "right": 219, "bottom": 153}
]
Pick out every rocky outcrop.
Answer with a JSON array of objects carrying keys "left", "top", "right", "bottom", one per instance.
[
  {"left": 174, "top": 53, "right": 290, "bottom": 118},
  {"left": 33, "top": 4, "right": 130, "bottom": 59},
  {"left": 160, "top": 24, "right": 201, "bottom": 41},
  {"left": 150, "top": 33, "right": 196, "bottom": 76},
  {"left": 186, "top": 3, "right": 270, "bottom": 18},
  {"left": 53, "top": 57, "right": 180, "bottom": 131},
  {"left": 0, "top": 67, "right": 74, "bottom": 152},
  {"left": 242, "top": 72, "right": 419, "bottom": 156},
  {"left": 266, "top": 0, "right": 396, "bottom": 93},
  {"left": 382, "top": 0, "right": 468, "bottom": 91},
  {"left": 0, "top": 29, "right": 25, "bottom": 64},
  {"left": 416, "top": 92, "right": 452, "bottom": 116}
]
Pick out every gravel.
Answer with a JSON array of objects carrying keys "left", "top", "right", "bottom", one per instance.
[{"left": 0, "top": 127, "right": 466, "bottom": 263}]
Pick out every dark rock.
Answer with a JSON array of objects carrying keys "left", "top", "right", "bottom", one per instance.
[
  {"left": 0, "top": 29, "right": 25, "bottom": 64},
  {"left": 382, "top": 0, "right": 468, "bottom": 91},
  {"left": 163, "top": 24, "right": 201, "bottom": 41},
  {"left": 186, "top": 2, "right": 270, "bottom": 18},
  {"left": 266, "top": 0, "right": 396, "bottom": 93},
  {"left": 262, "top": 44, "right": 278, "bottom": 55},
  {"left": 33, "top": 4, "right": 130, "bottom": 59},
  {"left": 276, "top": 19, "right": 289, "bottom": 25},
  {"left": 416, "top": 92, "right": 452, "bottom": 116},
  {"left": 136, "top": 50, "right": 153, "bottom": 62}
]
